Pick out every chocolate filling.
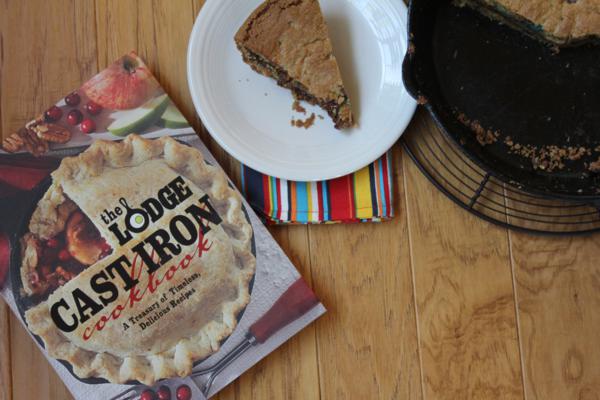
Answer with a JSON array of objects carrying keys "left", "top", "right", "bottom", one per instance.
[{"left": 239, "top": 46, "right": 353, "bottom": 128}]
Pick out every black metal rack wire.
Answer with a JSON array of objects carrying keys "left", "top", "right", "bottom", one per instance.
[{"left": 401, "top": 121, "right": 600, "bottom": 235}]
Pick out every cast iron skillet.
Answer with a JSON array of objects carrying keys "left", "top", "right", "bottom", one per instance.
[
  {"left": 402, "top": 0, "right": 600, "bottom": 200},
  {"left": 4, "top": 159, "right": 256, "bottom": 386}
]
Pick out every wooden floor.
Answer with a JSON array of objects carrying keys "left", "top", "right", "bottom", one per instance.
[{"left": 1, "top": 1, "right": 600, "bottom": 399}]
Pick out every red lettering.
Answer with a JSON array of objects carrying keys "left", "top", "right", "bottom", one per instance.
[
  {"left": 166, "top": 266, "right": 177, "bottom": 280},
  {"left": 83, "top": 326, "right": 93, "bottom": 340},
  {"left": 111, "top": 304, "right": 124, "bottom": 320},
  {"left": 96, "top": 315, "right": 109, "bottom": 331}
]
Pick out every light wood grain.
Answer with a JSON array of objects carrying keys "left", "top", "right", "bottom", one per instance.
[
  {"left": 10, "top": 313, "right": 72, "bottom": 400},
  {"left": 403, "top": 112, "right": 524, "bottom": 399},
  {"left": 509, "top": 233, "right": 600, "bottom": 400},
  {"left": 0, "top": 2, "right": 11, "bottom": 398},
  {"left": 1, "top": 1, "right": 97, "bottom": 399},
  {"left": 3, "top": 1, "right": 600, "bottom": 400},
  {"left": 308, "top": 144, "right": 423, "bottom": 400}
]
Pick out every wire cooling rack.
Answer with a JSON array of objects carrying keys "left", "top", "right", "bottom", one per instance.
[{"left": 401, "top": 120, "right": 600, "bottom": 235}]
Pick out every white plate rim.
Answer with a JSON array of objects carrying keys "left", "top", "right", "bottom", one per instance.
[{"left": 187, "top": 0, "right": 416, "bottom": 182}]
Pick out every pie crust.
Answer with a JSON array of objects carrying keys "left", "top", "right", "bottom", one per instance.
[{"left": 21, "top": 135, "right": 256, "bottom": 384}]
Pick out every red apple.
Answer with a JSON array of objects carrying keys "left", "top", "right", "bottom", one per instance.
[{"left": 82, "top": 52, "right": 160, "bottom": 110}]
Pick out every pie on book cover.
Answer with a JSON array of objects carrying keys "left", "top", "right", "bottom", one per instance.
[{"left": 0, "top": 52, "right": 324, "bottom": 396}]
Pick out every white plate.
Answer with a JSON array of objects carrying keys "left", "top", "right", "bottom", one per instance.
[{"left": 187, "top": 0, "right": 416, "bottom": 181}]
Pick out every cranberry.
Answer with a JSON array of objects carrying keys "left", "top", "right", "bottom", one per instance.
[
  {"left": 58, "top": 249, "right": 71, "bottom": 261},
  {"left": 85, "top": 101, "right": 103, "bottom": 115},
  {"left": 176, "top": 385, "right": 191, "bottom": 400},
  {"left": 66, "top": 109, "right": 83, "bottom": 126},
  {"left": 46, "top": 238, "right": 60, "bottom": 248},
  {"left": 157, "top": 386, "right": 171, "bottom": 400},
  {"left": 80, "top": 118, "right": 96, "bottom": 134},
  {"left": 44, "top": 106, "right": 63, "bottom": 122},
  {"left": 140, "top": 389, "right": 156, "bottom": 400},
  {"left": 65, "top": 92, "right": 81, "bottom": 107}
]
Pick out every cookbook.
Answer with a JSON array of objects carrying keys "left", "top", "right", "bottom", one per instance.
[{"left": 0, "top": 52, "right": 325, "bottom": 400}]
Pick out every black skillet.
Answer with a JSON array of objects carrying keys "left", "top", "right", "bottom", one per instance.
[
  {"left": 1, "top": 152, "right": 256, "bottom": 386},
  {"left": 402, "top": 0, "right": 600, "bottom": 200}
]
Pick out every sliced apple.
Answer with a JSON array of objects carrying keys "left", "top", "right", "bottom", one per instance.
[
  {"left": 161, "top": 103, "right": 190, "bottom": 128},
  {"left": 107, "top": 94, "right": 170, "bottom": 136}
]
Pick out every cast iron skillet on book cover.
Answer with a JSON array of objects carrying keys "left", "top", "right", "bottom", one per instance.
[
  {"left": 402, "top": 0, "right": 600, "bottom": 200},
  {"left": 0, "top": 155, "right": 256, "bottom": 386}
]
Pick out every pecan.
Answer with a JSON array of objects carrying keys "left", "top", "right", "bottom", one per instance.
[
  {"left": 32, "top": 122, "right": 71, "bottom": 144},
  {"left": 25, "top": 116, "right": 43, "bottom": 130},
  {"left": 18, "top": 127, "right": 49, "bottom": 157},
  {"left": 2, "top": 131, "right": 25, "bottom": 153}
]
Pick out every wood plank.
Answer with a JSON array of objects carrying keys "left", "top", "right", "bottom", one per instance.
[
  {"left": 403, "top": 111, "right": 524, "bottom": 399},
  {"left": 509, "top": 233, "right": 600, "bottom": 399},
  {"left": 1, "top": 1, "right": 97, "bottom": 399},
  {"left": 0, "top": 301, "right": 11, "bottom": 400},
  {"left": 10, "top": 313, "right": 71, "bottom": 400},
  {"left": 0, "top": 4, "right": 12, "bottom": 398},
  {"left": 0, "top": 0, "right": 97, "bottom": 140},
  {"left": 308, "top": 143, "right": 423, "bottom": 400}
]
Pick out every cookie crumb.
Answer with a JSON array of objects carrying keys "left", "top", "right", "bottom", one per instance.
[
  {"left": 589, "top": 158, "right": 600, "bottom": 172},
  {"left": 292, "top": 100, "right": 306, "bottom": 114},
  {"left": 291, "top": 113, "right": 316, "bottom": 129},
  {"left": 457, "top": 113, "right": 499, "bottom": 146},
  {"left": 505, "top": 139, "right": 591, "bottom": 172},
  {"left": 408, "top": 42, "right": 416, "bottom": 55}
]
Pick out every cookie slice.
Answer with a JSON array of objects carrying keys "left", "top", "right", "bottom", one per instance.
[{"left": 235, "top": 0, "right": 355, "bottom": 129}]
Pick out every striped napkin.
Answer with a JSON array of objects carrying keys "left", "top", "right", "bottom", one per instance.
[{"left": 240, "top": 152, "right": 393, "bottom": 224}]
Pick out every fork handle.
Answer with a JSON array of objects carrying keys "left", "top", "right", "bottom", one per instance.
[{"left": 249, "top": 278, "right": 319, "bottom": 344}]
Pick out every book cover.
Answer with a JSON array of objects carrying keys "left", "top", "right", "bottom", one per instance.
[{"left": 0, "top": 52, "right": 325, "bottom": 400}]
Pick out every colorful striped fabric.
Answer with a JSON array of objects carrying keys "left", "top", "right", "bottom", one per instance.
[{"left": 241, "top": 152, "right": 394, "bottom": 224}]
